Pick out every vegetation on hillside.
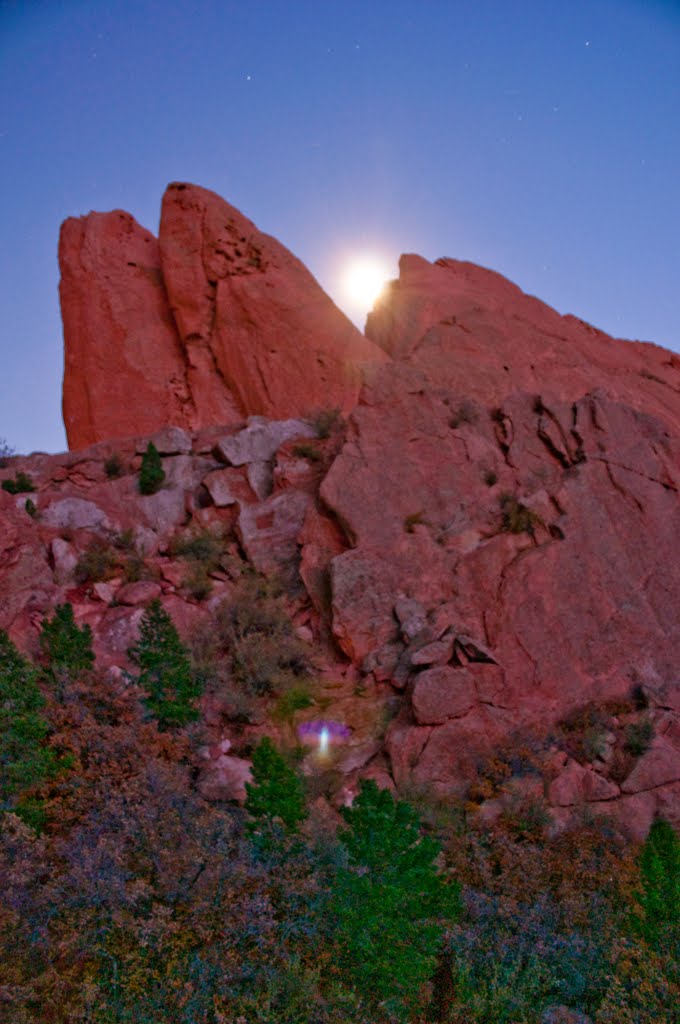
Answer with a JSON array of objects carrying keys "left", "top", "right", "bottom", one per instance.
[{"left": 0, "top": 597, "right": 678, "bottom": 1022}]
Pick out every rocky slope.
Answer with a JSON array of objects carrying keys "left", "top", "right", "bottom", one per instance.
[{"left": 4, "top": 189, "right": 679, "bottom": 837}]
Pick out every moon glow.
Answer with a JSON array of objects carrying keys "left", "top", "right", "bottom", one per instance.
[{"left": 341, "top": 256, "right": 392, "bottom": 310}]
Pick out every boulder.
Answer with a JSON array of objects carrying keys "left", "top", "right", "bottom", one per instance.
[
  {"left": 620, "top": 735, "right": 680, "bottom": 794},
  {"left": 43, "top": 497, "right": 110, "bottom": 531},
  {"left": 202, "top": 467, "right": 247, "bottom": 507},
  {"left": 198, "top": 754, "right": 253, "bottom": 803},
  {"left": 115, "top": 580, "right": 162, "bottom": 606},
  {"left": 213, "top": 417, "right": 316, "bottom": 467},
  {"left": 411, "top": 666, "right": 477, "bottom": 725},
  {"left": 548, "top": 760, "right": 620, "bottom": 807}
]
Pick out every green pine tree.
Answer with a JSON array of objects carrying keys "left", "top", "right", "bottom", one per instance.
[
  {"left": 244, "top": 736, "right": 307, "bottom": 843},
  {"left": 331, "top": 780, "right": 460, "bottom": 1022},
  {"left": 40, "top": 602, "right": 95, "bottom": 682},
  {"left": 0, "top": 631, "right": 63, "bottom": 828},
  {"left": 634, "top": 818, "right": 680, "bottom": 951},
  {"left": 138, "top": 441, "right": 165, "bottom": 495},
  {"left": 128, "top": 599, "right": 199, "bottom": 728}
]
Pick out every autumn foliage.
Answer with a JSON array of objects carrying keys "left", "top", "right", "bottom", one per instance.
[{"left": 0, "top": 601, "right": 678, "bottom": 1023}]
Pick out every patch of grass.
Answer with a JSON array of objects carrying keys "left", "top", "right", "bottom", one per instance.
[
  {"left": 114, "top": 528, "right": 136, "bottom": 552},
  {"left": 558, "top": 702, "right": 620, "bottom": 764},
  {"left": 215, "top": 572, "right": 311, "bottom": 696},
  {"left": 24, "top": 498, "right": 38, "bottom": 519},
  {"left": 499, "top": 494, "right": 540, "bottom": 535},
  {"left": 104, "top": 453, "right": 124, "bottom": 479},
  {"left": 273, "top": 683, "right": 314, "bottom": 722},
  {"left": 624, "top": 718, "right": 654, "bottom": 757},
  {"left": 468, "top": 736, "right": 546, "bottom": 806},
  {"left": 170, "top": 528, "right": 225, "bottom": 573},
  {"left": 2, "top": 471, "right": 35, "bottom": 495},
  {"left": 292, "top": 443, "right": 323, "bottom": 462},
  {"left": 122, "top": 554, "right": 152, "bottom": 583},
  {"left": 499, "top": 797, "right": 551, "bottom": 841},
  {"left": 310, "top": 407, "right": 342, "bottom": 439},
  {"left": 74, "top": 541, "right": 119, "bottom": 584},
  {"left": 184, "top": 564, "right": 213, "bottom": 602}
]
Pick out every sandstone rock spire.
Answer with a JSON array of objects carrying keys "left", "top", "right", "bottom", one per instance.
[{"left": 59, "top": 183, "right": 386, "bottom": 450}]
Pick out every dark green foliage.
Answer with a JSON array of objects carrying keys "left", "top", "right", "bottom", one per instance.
[
  {"left": 1, "top": 470, "right": 35, "bottom": 494},
  {"left": 273, "top": 684, "right": 314, "bottom": 722},
  {"left": 0, "top": 632, "right": 62, "bottom": 826},
  {"left": 623, "top": 718, "right": 654, "bottom": 757},
  {"left": 332, "top": 780, "right": 460, "bottom": 1021},
  {"left": 138, "top": 441, "right": 165, "bottom": 495},
  {"left": 310, "top": 407, "right": 342, "bottom": 439},
  {"left": 104, "top": 452, "right": 124, "bottom": 478},
  {"left": 448, "top": 891, "right": 611, "bottom": 1022},
  {"left": 128, "top": 599, "right": 199, "bottom": 728},
  {"left": 40, "top": 603, "right": 95, "bottom": 681},
  {"left": 634, "top": 819, "right": 680, "bottom": 951},
  {"left": 245, "top": 737, "right": 307, "bottom": 840},
  {"left": 24, "top": 497, "right": 38, "bottom": 518}
]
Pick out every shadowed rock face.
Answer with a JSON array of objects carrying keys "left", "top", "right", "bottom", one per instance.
[
  {"left": 60, "top": 183, "right": 386, "bottom": 450},
  {"left": 37, "top": 208, "right": 680, "bottom": 832}
]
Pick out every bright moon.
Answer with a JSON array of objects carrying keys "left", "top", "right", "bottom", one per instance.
[{"left": 342, "top": 256, "right": 391, "bottom": 309}]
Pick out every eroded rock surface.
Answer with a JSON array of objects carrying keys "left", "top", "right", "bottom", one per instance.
[
  {"left": 12, "top": 224, "right": 680, "bottom": 829},
  {"left": 60, "top": 184, "right": 386, "bottom": 450}
]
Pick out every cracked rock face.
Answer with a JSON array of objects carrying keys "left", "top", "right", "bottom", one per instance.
[
  {"left": 60, "top": 183, "right": 386, "bottom": 450},
  {"left": 23, "top": 220, "right": 680, "bottom": 830},
  {"left": 313, "top": 255, "right": 680, "bottom": 814}
]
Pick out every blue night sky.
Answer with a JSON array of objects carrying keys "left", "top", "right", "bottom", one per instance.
[{"left": 1, "top": 0, "right": 679, "bottom": 454}]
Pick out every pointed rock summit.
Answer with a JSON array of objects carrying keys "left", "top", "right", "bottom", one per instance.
[{"left": 60, "top": 183, "right": 386, "bottom": 450}]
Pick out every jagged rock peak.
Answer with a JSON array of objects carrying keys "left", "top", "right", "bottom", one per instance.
[{"left": 59, "top": 182, "right": 386, "bottom": 451}]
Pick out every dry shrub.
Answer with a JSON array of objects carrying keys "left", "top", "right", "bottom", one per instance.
[{"left": 215, "top": 572, "right": 311, "bottom": 696}]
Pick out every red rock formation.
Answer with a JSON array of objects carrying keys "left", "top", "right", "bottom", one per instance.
[
  {"left": 24, "top": 218, "right": 680, "bottom": 831},
  {"left": 366, "top": 254, "right": 680, "bottom": 432},
  {"left": 159, "top": 182, "right": 386, "bottom": 420},
  {"left": 60, "top": 211, "right": 195, "bottom": 447},
  {"left": 313, "top": 255, "right": 680, "bottom": 819},
  {"left": 60, "top": 184, "right": 386, "bottom": 450}
]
